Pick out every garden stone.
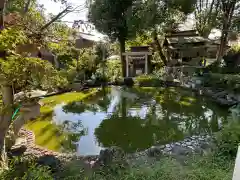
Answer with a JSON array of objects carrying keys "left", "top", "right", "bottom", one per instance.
[
  {"left": 175, "top": 142, "right": 181, "bottom": 146},
  {"left": 166, "top": 144, "right": 171, "bottom": 148},
  {"left": 182, "top": 143, "right": 187, "bottom": 147},
  {"left": 8, "top": 145, "right": 27, "bottom": 158},
  {"left": 95, "top": 147, "right": 126, "bottom": 167},
  {"left": 164, "top": 147, "right": 172, "bottom": 152},
  {"left": 148, "top": 146, "right": 162, "bottom": 157},
  {"left": 171, "top": 146, "right": 192, "bottom": 156},
  {"left": 37, "top": 155, "right": 61, "bottom": 173},
  {"left": 188, "top": 146, "right": 194, "bottom": 150}
]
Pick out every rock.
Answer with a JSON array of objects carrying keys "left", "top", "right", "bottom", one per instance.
[
  {"left": 148, "top": 146, "right": 162, "bottom": 157},
  {"left": 96, "top": 147, "right": 125, "bottom": 167},
  {"left": 159, "top": 145, "right": 165, "bottom": 149},
  {"left": 37, "top": 155, "right": 61, "bottom": 173},
  {"left": 164, "top": 147, "right": 172, "bottom": 152},
  {"left": 171, "top": 146, "right": 192, "bottom": 156},
  {"left": 8, "top": 145, "right": 27, "bottom": 158},
  {"left": 182, "top": 143, "right": 187, "bottom": 147},
  {"left": 175, "top": 142, "right": 181, "bottom": 146},
  {"left": 198, "top": 137, "right": 205, "bottom": 141},
  {"left": 188, "top": 146, "right": 194, "bottom": 150},
  {"left": 165, "top": 144, "right": 171, "bottom": 148},
  {"left": 200, "top": 142, "right": 210, "bottom": 150}
]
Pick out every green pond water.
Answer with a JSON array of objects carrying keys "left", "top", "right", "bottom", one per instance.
[{"left": 33, "top": 87, "right": 229, "bottom": 156}]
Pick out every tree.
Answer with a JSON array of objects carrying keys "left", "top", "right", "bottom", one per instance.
[
  {"left": 88, "top": 0, "right": 137, "bottom": 77},
  {"left": 194, "top": 0, "right": 221, "bottom": 37},
  {"left": 131, "top": 0, "right": 197, "bottom": 65},
  {"left": 0, "top": 0, "right": 73, "bottom": 168},
  {"left": 217, "top": 0, "right": 239, "bottom": 64}
]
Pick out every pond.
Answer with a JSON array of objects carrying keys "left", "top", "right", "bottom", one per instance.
[{"left": 26, "top": 86, "right": 229, "bottom": 156}]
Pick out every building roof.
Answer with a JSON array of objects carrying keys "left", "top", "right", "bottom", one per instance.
[
  {"left": 165, "top": 30, "right": 198, "bottom": 37},
  {"left": 165, "top": 36, "right": 209, "bottom": 45},
  {"left": 77, "top": 32, "right": 103, "bottom": 42}
]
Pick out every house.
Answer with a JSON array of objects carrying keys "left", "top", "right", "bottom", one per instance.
[
  {"left": 163, "top": 30, "right": 210, "bottom": 66},
  {"left": 75, "top": 32, "right": 105, "bottom": 49}
]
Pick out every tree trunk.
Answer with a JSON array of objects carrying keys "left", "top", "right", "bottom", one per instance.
[
  {"left": 0, "top": 0, "right": 10, "bottom": 168},
  {"left": 119, "top": 37, "right": 126, "bottom": 77},
  {"left": 0, "top": 132, "right": 7, "bottom": 169},
  {"left": 216, "top": 1, "right": 236, "bottom": 65},
  {"left": 0, "top": 86, "right": 14, "bottom": 168},
  {"left": 152, "top": 29, "right": 167, "bottom": 66}
]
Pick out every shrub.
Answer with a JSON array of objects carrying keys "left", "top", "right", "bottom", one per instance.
[
  {"left": 124, "top": 78, "right": 134, "bottom": 87},
  {"left": 135, "top": 75, "right": 163, "bottom": 87},
  {"left": 203, "top": 73, "right": 240, "bottom": 92},
  {"left": 214, "top": 120, "right": 240, "bottom": 160},
  {"left": 0, "top": 157, "right": 53, "bottom": 180}
]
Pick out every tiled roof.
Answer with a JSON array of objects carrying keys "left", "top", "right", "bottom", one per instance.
[{"left": 166, "top": 36, "right": 209, "bottom": 44}]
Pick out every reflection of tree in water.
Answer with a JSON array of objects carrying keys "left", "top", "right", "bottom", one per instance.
[
  {"left": 95, "top": 115, "right": 154, "bottom": 152},
  {"left": 60, "top": 87, "right": 228, "bottom": 153},
  {"left": 62, "top": 91, "right": 112, "bottom": 114},
  {"left": 131, "top": 87, "right": 228, "bottom": 135},
  {"left": 57, "top": 120, "right": 87, "bottom": 153},
  {"left": 94, "top": 114, "right": 184, "bottom": 153},
  {"left": 62, "top": 101, "right": 88, "bottom": 114}
]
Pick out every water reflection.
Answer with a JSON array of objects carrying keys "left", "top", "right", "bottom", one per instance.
[{"left": 51, "top": 86, "right": 228, "bottom": 155}]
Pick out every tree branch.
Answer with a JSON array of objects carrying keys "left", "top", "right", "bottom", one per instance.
[{"left": 40, "top": 6, "right": 72, "bottom": 32}]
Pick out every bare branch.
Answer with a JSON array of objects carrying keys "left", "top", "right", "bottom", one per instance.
[{"left": 40, "top": 6, "right": 72, "bottom": 32}]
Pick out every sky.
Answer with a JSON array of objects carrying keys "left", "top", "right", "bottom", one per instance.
[
  {"left": 38, "top": 0, "right": 106, "bottom": 39},
  {"left": 38, "top": 0, "right": 88, "bottom": 22},
  {"left": 38, "top": 0, "right": 221, "bottom": 39}
]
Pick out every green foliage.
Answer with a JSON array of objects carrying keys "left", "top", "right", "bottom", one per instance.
[
  {"left": 88, "top": 0, "right": 137, "bottom": 41},
  {"left": 0, "top": 55, "right": 63, "bottom": 90},
  {"left": 0, "top": 28, "right": 27, "bottom": 52},
  {"left": 132, "top": 0, "right": 195, "bottom": 34},
  {"left": 135, "top": 74, "right": 163, "bottom": 87},
  {"left": 194, "top": 0, "right": 221, "bottom": 37},
  {"left": 230, "top": 45, "right": 240, "bottom": 53},
  {"left": 126, "top": 33, "right": 152, "bottom": 50},
  {"left": 203, "top": 73, "right": 240, "bottom": 92},
  {"left": 0, "top": 157, "right": 53, "bottom": 180},
  {"left": 214, "top": 120, "right": 240, "bottom": 160},
  {"left": 99, "top": 60, "right": 122, "bottom": 82}
]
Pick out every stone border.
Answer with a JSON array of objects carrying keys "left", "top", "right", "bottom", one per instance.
[
  {"left": 129, "top": 134, "right": 213, "bottom": 159},
  {"left": 19, "top": 128, "right": 213, "bottom": 161},
  {"left": 18, "top": 128, "right": 98, "bottom": 162}
]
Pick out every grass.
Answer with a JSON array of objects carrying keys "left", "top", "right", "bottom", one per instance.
[
  {"left": 24, "top": 89, "right": 98, "bottom": 152},
  {"left": 57, "top": 155, "right": 234, "bottom": 180}
]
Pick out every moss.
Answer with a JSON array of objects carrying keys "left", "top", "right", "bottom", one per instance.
[{"left": 24, "top": 89, "right": 98, "bottom": 152}]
